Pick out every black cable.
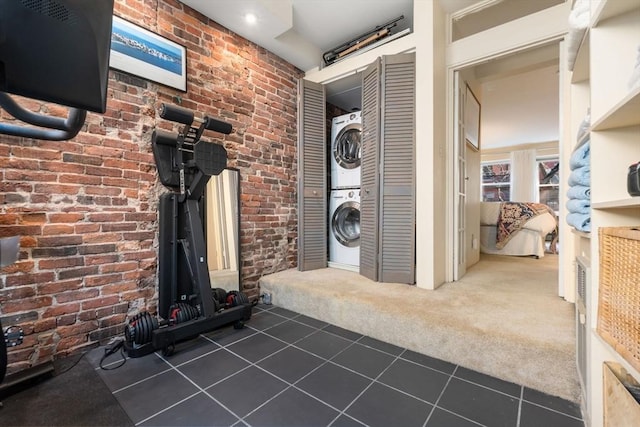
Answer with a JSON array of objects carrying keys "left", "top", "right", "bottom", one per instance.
[
  {"left": 99, "top": 339, "right": 126, "bottom": 371},
  {"left": 55, "top": 351, "right": 88, "bottom": 376}
]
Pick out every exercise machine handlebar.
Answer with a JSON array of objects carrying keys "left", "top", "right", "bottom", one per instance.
[
  {"left": 159, "top": 103, "right": 194, "bottom": 125},
  {"left": 159, "top": 104, "right": 232, "bottom": 135},
  {"left": 204, "top": 116, "right": 232, "bottom": 135},
  {"left": 152, "top": 129, "right": 178, "bottom": 147}
]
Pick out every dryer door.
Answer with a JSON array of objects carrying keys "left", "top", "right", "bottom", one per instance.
[
  {"left": 331, "top": 201, "right": 360, "bottom": 247},
  {"left": 333, "top": 124, "right": 362, "bottom": 170}
]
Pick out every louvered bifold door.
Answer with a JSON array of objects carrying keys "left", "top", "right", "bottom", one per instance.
[
  {"left": 297, "top": 79, "right": 327, "bottom": 271},
  {"left": 379, "top": 53, "right": 416, "bottom": 284},
  {"left": 360, "top": 59, "right": 381, "bottom": 281}
]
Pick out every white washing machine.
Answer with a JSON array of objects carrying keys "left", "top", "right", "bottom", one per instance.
[
  {"left": 328, "top": 189, "right": 360, "bottom": 271},
  {"left": 330, "top": 111, "right": 362, "bottom": 189}
]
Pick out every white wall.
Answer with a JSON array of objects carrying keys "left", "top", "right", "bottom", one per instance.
[
  {"left": 482, "top": 65, "right": 560, "bottom": 150},
  {"left": 415, "top": 0, "right": 448, "bottom": 289}
]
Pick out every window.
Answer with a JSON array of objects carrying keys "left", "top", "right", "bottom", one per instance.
[
  {"left": 482, "top": 161, "right": 510, "bottom": 201},
  {"left": 538, "top": 157, "right": 560, "bottom": 212}
]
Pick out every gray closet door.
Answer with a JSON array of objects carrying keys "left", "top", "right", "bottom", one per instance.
[
  {"left": 360, "top": 59, "right": 381, "bottom": 281},
  {"left": 297, "top": 79, "right": 327, "bottom": 271},
  {"left": 360, "top": 53, "right": 415, "bottom": 284},
  {"left": 379, "top": 53, "right": 415, "bottom": 284}
]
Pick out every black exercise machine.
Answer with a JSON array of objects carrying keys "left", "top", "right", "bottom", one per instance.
[{"left": 124, "top": 104, "right": 251, "bottom": 358}]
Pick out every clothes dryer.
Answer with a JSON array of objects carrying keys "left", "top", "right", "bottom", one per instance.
[
  {"left": 328, "top": 188, "right": 360, "bottom": 271},
  {"left": 330, "top": 111, "right": 362, "bottom": 189}
]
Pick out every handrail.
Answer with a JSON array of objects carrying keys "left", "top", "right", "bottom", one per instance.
[{"left": 0, "top": 92, "right": 87, "bottom": 141}]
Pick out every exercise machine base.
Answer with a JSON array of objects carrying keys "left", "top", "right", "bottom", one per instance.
[{"left": 125, "top": 304, "right": 252, "bottom": 358}]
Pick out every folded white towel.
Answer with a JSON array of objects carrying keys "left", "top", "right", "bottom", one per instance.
[{"left": 569, "top": 0, "right": 590, "bottom": 29}]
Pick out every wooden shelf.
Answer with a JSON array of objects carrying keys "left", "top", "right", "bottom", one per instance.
[
  {"left": 571, "top": 30, "right": 590, "bottom": 83},
  {"left": 572, "top": 228, "right": 591, "bottom": 239},
  {"left": 592, "top": 197, "right": 640, "bottom": 210},
  {"left": 603, "top": 361, "right": 640, "bottom": 426},
  {"left": 570, "top": 1, "right": 640, "bottom": 424},
  {"left": 591, "top": 86, "right": 640, "bottom": 131}
]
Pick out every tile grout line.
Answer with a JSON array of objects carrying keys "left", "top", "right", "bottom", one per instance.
[
  {"left": 517, "top": 385, "right": 524, "bottom": 427},
  {"left": 452, "top": 375, "right": 523, "bottom": 401},
  {"left": 254, "top": 313, "right": 521, "bottom": 427},
  {"left": 521, "top": 399, "right": 584, "bottom": 421},
  {"left": 110, "top": 366, "right": 174, "bottom": 394},
  {"left": 422, "top": 365, "right": 457, "bottom": 427},
  {"left": 133, "top": 350, "right": 245, "bottom": 426},
  {"left": 118, "top": 324, "right": 512, "bottom": 425},
  {"left": 225, "top": 329, "right": 367, "bottom": 425},
  {"left": 96, "top": 306, "right": 582, "bottom": 427},
  {"left": 420, "top": 365, "right": 488, "bottom": 427},
  {"left": 326, "top": 348, "right": 409, "bottom": 427}
]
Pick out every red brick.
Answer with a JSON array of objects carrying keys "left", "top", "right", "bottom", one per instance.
[
  {"left": 49, "top": 213, "right": 85, "bottom": 223},
  {"left": 37, "top": 278, "right": 83, "bottom": 295},
  {"left": 42, "top": 224, "right": 75, "bottom": 235},
  {"left": 38, "top": 235, "right": 83, "bottom": 248},
  {"left": 81, "top": 295, "right": 121, "bottom": 310},
  {"left": 55, "top": 289, "right": 100, "bottom": 304},
  {"left": 2, "top": 296, "right": 53, "bottom": 313},
  {"left": 43, "top": 303, "right": 81, "bottom": 318},
  {"left": 1, "top": 260, "right": 34, "bottom": 274},
  {"left": 85, "top": 273, "right": 123, "bottom": 287},
  {"left": 33, "top": 318, "right": 57, "bottom": 333},
  {"left": 0, "top": 286, "right": 36, "bottom": 302},
  {"left": 0, "top": 0, "right": 301, "bottom": 375},
  {"left": 57, "top": 266, "right": 100, "bottom": 280},
  {"left": 5, "top": 272, "right": 55, "bottom": 287}
]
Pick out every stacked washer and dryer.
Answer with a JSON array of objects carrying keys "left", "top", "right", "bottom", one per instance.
[{"left": 329, "top": 111, "right": 362, "bottom": 272}]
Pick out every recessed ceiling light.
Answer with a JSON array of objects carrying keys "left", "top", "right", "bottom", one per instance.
[{"left": 244, "top": 13, "right": 257, "bottom": 24}]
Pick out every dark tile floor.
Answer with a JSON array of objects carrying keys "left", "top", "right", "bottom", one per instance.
[{"left": 88, "top": 304, "right": 584, "bottom": 427}]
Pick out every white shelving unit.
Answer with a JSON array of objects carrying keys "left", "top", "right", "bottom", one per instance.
[{"left": 568, "top": 0, "right": 640, "bottom": 425}]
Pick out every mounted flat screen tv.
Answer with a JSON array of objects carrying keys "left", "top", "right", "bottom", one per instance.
[{"left": 0, "top": 0, "right": 114, "bottom": 113}]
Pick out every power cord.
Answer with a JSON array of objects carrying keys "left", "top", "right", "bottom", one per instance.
[
  {"left": 99, "top": 337, "right": 126, "bottom": 370},
  {"left": 54, "top": 351, "right": 87, "bottom": 376}
]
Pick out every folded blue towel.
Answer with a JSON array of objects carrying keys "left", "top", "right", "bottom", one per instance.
[
  {"left": 567, "top": 185, "right": 590, "bottom": 200},
  {"left": 570, "top": 140, "right": 590, "bottom": 170},
  {"left": 568, "top": 166, "right": 590, "bottom": 186},
  {"left": 567, "top": 212, "right": 591, "bottom": 232},
  {"left": 567, "top": 198, "right": 590, "bottom": 214}
]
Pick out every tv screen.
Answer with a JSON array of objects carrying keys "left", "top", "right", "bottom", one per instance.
[{"left": 0, "top": 0, "right": 114, "bottom": 113}]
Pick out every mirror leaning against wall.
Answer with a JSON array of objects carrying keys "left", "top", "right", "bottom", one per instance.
[{"left": 205, "top": 168, "right": 240, "bottom": 292}]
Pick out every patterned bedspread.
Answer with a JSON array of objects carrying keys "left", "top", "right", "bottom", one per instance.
[{"left": 496, "top": 202, "right": 555, "bottom": 249}]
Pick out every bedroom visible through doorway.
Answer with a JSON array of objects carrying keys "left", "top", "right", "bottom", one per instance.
[{"left": 452, "top": 41, "right": 562, "bottom": 294}]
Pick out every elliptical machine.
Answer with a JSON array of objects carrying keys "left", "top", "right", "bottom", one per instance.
[{"left": 124, "top": 104, "right": 252, "bottom": 358}]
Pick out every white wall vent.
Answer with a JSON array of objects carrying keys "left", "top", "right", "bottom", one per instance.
[{"left": 575, "top": 256, "right": 590, "bottom": 410}]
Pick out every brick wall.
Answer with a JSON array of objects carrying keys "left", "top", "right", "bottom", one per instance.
[{"left": 0, "top": 0, "right": 301, "bottom": 374}]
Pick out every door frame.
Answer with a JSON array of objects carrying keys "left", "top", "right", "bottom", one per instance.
[
  {"left": 452, "top": 71, "right": 467, "bottom": 280},
  {"left": 445, "top": 31, "right": 568, "bottom": 283}
]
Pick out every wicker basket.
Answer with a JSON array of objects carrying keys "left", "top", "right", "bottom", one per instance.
[{"left": 597, "top": 227, "right": 640, "bottom": 373}]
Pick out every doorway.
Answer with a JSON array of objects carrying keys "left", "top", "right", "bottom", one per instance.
[{"left": 450, "top": 42, "right": 563, "bottom": 294}]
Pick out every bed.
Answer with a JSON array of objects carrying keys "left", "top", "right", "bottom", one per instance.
[{"left": 480, "top": 202, "right": 558, "bottom": 258}]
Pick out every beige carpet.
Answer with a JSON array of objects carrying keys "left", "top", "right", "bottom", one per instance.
[{"left": 259, "top": 254, "right": 580, "bottom": 403}]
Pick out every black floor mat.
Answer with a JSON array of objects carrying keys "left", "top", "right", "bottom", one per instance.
[{"left": 0, "top": 354, "right": 133, "bottom": 427}]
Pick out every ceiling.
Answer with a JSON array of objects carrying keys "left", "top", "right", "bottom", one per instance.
[
  {"left": 179, "top": 0, "right": 480, "bottom": 72},
  {"left": 179, "top": 0, "right": 561, "bottom": 150},
  {"left": 179, "top": 0, "right": 480, "bottom": 112}
]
